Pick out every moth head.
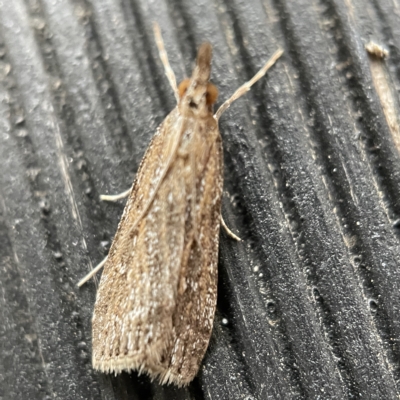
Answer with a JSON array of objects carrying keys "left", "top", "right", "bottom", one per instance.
[
  {"left": 178, "top": 43, "right": 218, "bottom": 116},
  {"left": 178, "top": 79, "right": 218, "bottom": 111}
]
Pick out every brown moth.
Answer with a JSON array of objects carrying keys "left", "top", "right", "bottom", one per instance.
[{"left": 79, "top": 25, "right": 282, "bottom": 387}]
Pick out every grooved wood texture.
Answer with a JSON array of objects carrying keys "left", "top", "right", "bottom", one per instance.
[{"left": 1, "top": 0, "right": 400, "bottom": 399}]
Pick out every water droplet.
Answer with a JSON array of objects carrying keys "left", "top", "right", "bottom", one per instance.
[
  {"left": 39, "top": 199, "right": 51, "bottom": 214},
  {"left": 369, "top": 299, "right": 378, "bottom": 313}
]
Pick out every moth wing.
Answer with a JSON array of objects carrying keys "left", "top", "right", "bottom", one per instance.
[
  {"left": 161, "top": 127, "right": 223, "bottom": 386},
  {"left": 92, "top": 108, "right": 187, "bottom": 372},
  {"left": 92, "top": 111, "right": 223, "bottom": 387}
]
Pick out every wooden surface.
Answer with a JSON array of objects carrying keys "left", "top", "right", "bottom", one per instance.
[{"left": 1, "top": 0, "right": 400, "bottom": 398}]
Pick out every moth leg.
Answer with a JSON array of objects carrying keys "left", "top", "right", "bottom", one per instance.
[
  {"left": 214, "top": 48, "right": 283, "bottom": 120},
  {"left": 153, "top": 23, "right": 179, "bottom": 103},
  {"left": 99, "top": 189, "right": 131, "bottom": 202},
  {"left": 77, "top": 256, "right": 108, "bottom": 287},
  {"left": 220, "top": 216, "right": 241, "bottom": 241}
]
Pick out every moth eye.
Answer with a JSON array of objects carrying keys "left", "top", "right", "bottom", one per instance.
[
  {"left": 189, "top": 100, "right": 198, "bottom": 109},
  {"left": 206, "top": 83, "right": 218, "bottom": 105},
  {"left": 178, "top": 78, "right": 191, "bottom": 98}
]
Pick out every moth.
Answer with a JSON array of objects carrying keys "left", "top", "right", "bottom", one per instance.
[{"left": 79, "top": 24, "right": 283, "bottom": 387}]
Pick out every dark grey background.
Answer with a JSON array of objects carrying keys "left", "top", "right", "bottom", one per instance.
[{"left": 1, "top": 0, "right": 400, "bottom": 399}]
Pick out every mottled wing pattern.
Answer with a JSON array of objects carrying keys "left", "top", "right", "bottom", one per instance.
[
  {"left": 160, "top": 116, "right": 223, "bottom": 386},
  {"left": 92, "top": 109, "right": 223, "bottom": 386},
  {"left": 92, "top": 108, "right": 185, "bottom": 372}
]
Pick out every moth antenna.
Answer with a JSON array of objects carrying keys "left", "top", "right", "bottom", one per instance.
[
  {"left": 215, "top": 48, "right": 283, "bottom": 120},
  {"left": 153, "top": 22, "right": 179, "bottom": 103},
  {"left": 125, "top": 119, "right": 185, "bottom": 238},
  {"left": 78, "top": 256, "right": 108, "bottom": 287}
]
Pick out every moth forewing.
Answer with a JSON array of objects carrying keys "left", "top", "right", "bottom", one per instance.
[{"left": 159, "top": 123, "right": 223, "bottom": 385}]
